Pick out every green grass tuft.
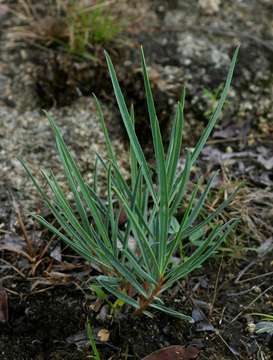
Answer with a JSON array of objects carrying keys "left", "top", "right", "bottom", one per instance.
[{"left": 22, "top": 46, "right": 240, "bottom": 321}]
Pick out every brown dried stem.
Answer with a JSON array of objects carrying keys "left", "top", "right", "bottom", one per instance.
[{"left": 133, "top": 278, "right": 164, "bottom": 316}]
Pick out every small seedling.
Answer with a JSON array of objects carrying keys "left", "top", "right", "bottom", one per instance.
[
  {"left": 22, "top": 46, "right": 240, "bottom": 321},
  {"left": 87, "top": 321, "right": 101, "bottom": 360}
]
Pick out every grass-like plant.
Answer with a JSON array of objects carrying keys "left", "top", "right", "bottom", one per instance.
[
  {"left": 87, "top": 321, "right": 101, "bottom": 359},
  {"left": 62, "top": 0, "right": 123, "bottom": 56},
  {"left": 12, "top": 0, "right": 123, "bottom": 58},
  {"left": 22, "top": 46, "right": 239, "bottom": 321}
]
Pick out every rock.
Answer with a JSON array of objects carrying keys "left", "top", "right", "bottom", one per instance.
[
  {"left": 0, "top": 4, "right": 9, "bottom": 21},
  {"left": 198, "top": 0, "right": 221, "bottom": 15},
  {"left": 176, "top": 33, "right": 230, "bottom": 68},
  {"left": 0, "top": 75, "right": 9, "bottom": 95}
]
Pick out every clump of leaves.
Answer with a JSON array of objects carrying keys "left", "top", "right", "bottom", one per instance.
[
  {"left": 12, "top": 0, "right": 124, "bottom": 58},
  {"left": 22, "top": 47, "right": 239, "bottom": 321}
]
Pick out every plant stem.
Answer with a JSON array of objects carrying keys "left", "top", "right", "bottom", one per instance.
[{"left": 132, "top": 278, "right": 164, "bottom": 316}]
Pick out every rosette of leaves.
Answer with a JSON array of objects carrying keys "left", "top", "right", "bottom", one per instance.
[{"left": 22, "top": 46, "right": 239, "bottom": 321}]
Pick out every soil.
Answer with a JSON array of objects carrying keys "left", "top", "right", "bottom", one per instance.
[{"left": 0, "top": 0, "right": 273, "bottom": 359}]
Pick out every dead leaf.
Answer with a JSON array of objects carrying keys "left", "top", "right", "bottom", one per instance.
[
  {"left": 66, "top": 330, "right": 88, "bottom": 350},
  {"left": 50, "top": 245, "right": 62, "bottom": 262},
  {"left": 0, "top": 244, "right": 33, "bottom": 262},
  {"left": 97, "top": 328, "right": 110, "bottom": 342},
  {"left": 142, "top": 346, "right": 200, "bottom": 360},
  {"left": 31, "top": 279, "right": 52, "bottom": 291},
  {"left": 0, "top": 234, "right": 25, "bottom": 250},
  {"left": 192, "top": 307, "right": 215, "bottom": 332},
  {"left": 256, "top": 238, "right": 273, "bottom": 256},
  {"left": 257, "top": 155, "right": 273, "bottom": 170},
  {"left": 43, "top": 271, "right": 71, "bottom": 282},
  {"left": 0, "top": 289, "right": 8, "bottom": 322},
  {"left": 97, "top": 304, "right": 109, "bottom": 322}
]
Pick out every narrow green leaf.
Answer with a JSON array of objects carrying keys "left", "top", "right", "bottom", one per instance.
[
  {"left": 181, "top": 186, "right": 241, "bottom": 240},
  {"left": 170, "top": 149, "right": 192, "bottom": 215},
  {"left": 93, "top": 155, "right": 99, "bottom": 193},
  {"left": 113, "top": 185, "right": 159, "bottom": 277},
  {"left": 122, "top": 165, "right": 142, "bottom": 257},
  {"left": 104, "top": 51, "right": 157, "bottom": 204},
  {"left": 87, "top": 321, "right": 101, "bottom": 360},
  {"left": 129, "top": 104, "right": 138, "bottom": 191},
  {"left": 20, "top": 161, "right": 109, "bottom": 266},
  {"left": 107, "top": 165, "right": 117, "bottom": 255},
  {"left": 191, "top": 46, "right": 239, "bottom": 164},
  {"left": 93, "top": 94, "right": 117, "bottom": 165},
  {"left": 97, "top": 277, "right": 140, "bottom": 309},
  {"left": 47, "top": 113, "right": 111, "bottom": 250},
  {"left": 166, "top": 91, "right": 185, "bottom": 189},
  {"left": 187, "top": 172, "right": 218, "bottom": 226},
  {"left": 32, "top": 214, "right": 111, "bottom": 269},
  {"left": 149, "top": 302, "right": 193, "bottom": 322},
  {"left": 165, "top": 219, "right": 238, "bottom": 288},
  {"left": 95, "top": 237, "right": 148, "bottom": 299},
  {"left": 123, "top": 249, "right": 158, "bottom": 286},
  {"left": 140, "top": 46, "right": 169, "bottom": 272}
]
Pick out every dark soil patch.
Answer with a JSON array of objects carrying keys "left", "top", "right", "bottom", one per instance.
[
  {"left": 0, "top": 286, "right": 87, "bottom": 360},
  {"left": 1, "top": 250, "right": 272, "bottom": 359}
]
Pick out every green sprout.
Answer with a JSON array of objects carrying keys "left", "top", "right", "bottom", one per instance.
[
  {"left": 22, "top": 46, "right": 239, "bottom": 321},
  {"left": 87, "top": 321, "right": 101, "bottom": 360}
]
